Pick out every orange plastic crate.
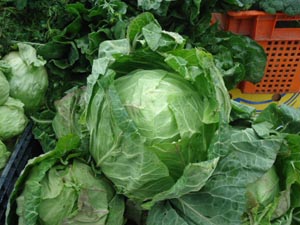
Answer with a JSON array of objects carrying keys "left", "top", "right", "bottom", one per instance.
[{"left": 213, "top": 11, "right": 300, "bottom": 93}]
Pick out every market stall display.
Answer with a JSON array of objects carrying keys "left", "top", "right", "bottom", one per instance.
[{"left": 0, "top": 1, "right": 299, "bottom": 225}]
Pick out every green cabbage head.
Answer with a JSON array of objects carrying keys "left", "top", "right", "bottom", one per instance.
[
  {"left": 1, "top": 43, "right": 48, "bottom": 113},
  {"left": 6, "top": 136, "right": 125, "bottom": 225},
  {"left": 0, "top": 71, "right": 9, "bottom": 105},
  {"left": 0, "top": 97, "right": 28, "bottom": 141},
  {"left": 15, "top": 159, "right": 124, "bottom": 225},
  {"left": 114, "top": 69, "right": 211, "bottom": 178},
  {"left": 87, "top": 50, "right": 228, "bottom": 206},
  {"left": 87, "top": 15, "right": 230, "bottom": 207}
]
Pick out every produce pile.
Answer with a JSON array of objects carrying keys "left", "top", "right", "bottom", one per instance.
[
  {"left": 0, "top": 1, "right": 299, "bottom": 225},
  {"left": 0, "top": 43, "right": 47, "bottom": 170}
]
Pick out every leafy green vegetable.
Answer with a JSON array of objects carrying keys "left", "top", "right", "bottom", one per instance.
[
  {"left": 0, "top": 43, "right": 48, "bottom": 113},
  {"left": 246, "top": 166, "right": 280, "bottom": 209},
  {"left": 254, "top": 104, "right": 300, "bottom": 135},
  {"left": 237, "top": 104, "right": 300, "bottom": 224},
  {"left": 0, "top": 71, "right": 9, "bottom": 105},
  {"left": 52, "top": 86, "right": 88, "bottom": 141},
  {"left": 258, "top": 0, "right": 300, "bottom": 16},
  {"left": 6, "top": 135, "right": 125, "bottom": 225},
  {"left": 86, "top": 13, "right": 230, "bottom": 206},
  {"left": 0, "top": 0, "right": 55, "bottom": 55},
  {"left": 0, "top": 97, "right": 28, "bottom": 141},
  {"left": 211, "top": 0, "right": 300, "bottom": 15},
  {"left": 0, "top": 139, "right": 10, "bottom": 170},
  {"left": 33, "top": 0, "right": 130, "bottom": 85},
  {"left": 1, "top": 0, "right": 131, "bottom": 116},
  {"left": 3, "top": 1, "right": 135, "bottom": 152},
  {"left": 129, "top": 0, "right": 216, "bottom": 35},
  {"left": 147, "top": 123, "right": 282, "bottom": 225},
  {"left": 214, "top": 0, "right": 258, "bottom": 11},
  {"left": 197, "top": 29, "right": 267, "bottom": 90},
  {"left": 230, "top": 100, "right": 256, "bottom": 123},
  {"left": 31, "top": 86, "right": 88, "bottom": 153},
  {"left": 31, "top": 109, "right": 57, "bottom": 153},
  {"left": 130, "top": 0, "right": 267, "bottom": 90}
]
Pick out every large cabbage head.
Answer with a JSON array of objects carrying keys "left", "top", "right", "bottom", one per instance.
[
  {"left": 0, "top": 71, "right": 9, "bottom": 105},
  {"left": 87, "top": 49, "right": 229, "bottom": 205},
  {"left": 0, "top": 97, "right": 28, "bottom": 141},
  {"left": 87, "top": 14, "right": 230, "bottom": 206},
  {"left": 1, "top": 43, "right": 48, "bottom": 113},
  {"left": 114, "top": 69, "right": 211, "bottom": 178}
]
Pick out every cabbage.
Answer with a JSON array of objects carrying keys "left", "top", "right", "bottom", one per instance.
[
  {"left": 0, "top": 140, "right": 10, "bottom": 170},
  {"left": 86, "top": 13, "right": 231, "bottom": 206},
  {"left": 16, "top": 160, "right": 124, "bottom": 225},
  {"left": 1, "top": 43, "right": 48, "bottom": 113},
  {"left": 88, "top": 49, "right": 227, "bottom": 204},
  {"left": 6, "top": 136, "right": 125, "bottom": 225},
  {"left": 0, "top": 71, "right": 9, "bottom": 106},
  {"left": 0, "top": 97, "right": 28, "bottom": 141},
  {"left": 114, "top": 69, "right": 213, "bottom": 179}
]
